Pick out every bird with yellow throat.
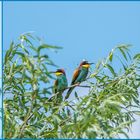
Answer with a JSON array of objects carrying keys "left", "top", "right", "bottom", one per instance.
[
  {"left": 65, "top": 61, "right": 93, "bottom": 99},
  {"left": 53, "top": 69, "right": 68, "bottom": 102}
]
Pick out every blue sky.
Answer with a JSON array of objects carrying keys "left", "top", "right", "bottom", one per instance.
[{"left": 2, "top": 1, "right": 140, "bottom": 138}]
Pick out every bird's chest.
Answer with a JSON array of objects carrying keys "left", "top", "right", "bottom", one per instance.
[
  {"left": 57, "top": 76, "right": 67, "bottom": 88},
  {"left": 77, "top": 69, "right": 88, "bottom": 82}
]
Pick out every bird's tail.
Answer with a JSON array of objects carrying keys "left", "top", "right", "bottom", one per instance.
[{"left": 65, "top": 87, "right": 75, "bottom": 100}]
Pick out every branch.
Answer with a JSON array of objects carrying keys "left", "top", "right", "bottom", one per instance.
[
  {"left": 65, "top": 83, "right": 90, "bottom": 89},
  {"left": 18, "top": 112, "right": 34, "bottom": 138},
  {"left": 48, "top": 83, "right": 91, "bottom": 102}
]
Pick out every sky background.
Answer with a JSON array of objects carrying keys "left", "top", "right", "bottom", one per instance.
[{"left": 2, "top": 1, "right": 140, "bottom": 138}]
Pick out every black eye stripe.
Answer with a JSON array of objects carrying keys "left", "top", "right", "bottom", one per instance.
[
  {"left": 56, "top": 69, "right": 65, "bottom": 75},
  {"left": 82, "top": 61, "right": 88, "bottom": 65},
  {"left": 57, "top": 69, "right": 62, "bottom": 72}
]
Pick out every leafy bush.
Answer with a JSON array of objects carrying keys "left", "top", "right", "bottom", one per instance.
[{"left": 3, "top": 33, "right": 140, "bottom": 138}]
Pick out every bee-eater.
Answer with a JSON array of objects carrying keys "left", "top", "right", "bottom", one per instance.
[
  {"left": 65, "top": 61, "right": 93, "bottom": 99},
  {"left": 53, "top": 69, "right": 68, "bottom": 102}
]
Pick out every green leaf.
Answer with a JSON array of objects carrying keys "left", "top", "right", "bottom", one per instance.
[
  {"left": 118, "top": 47, "right": 128, "bottom": 61},
  {"left": 109, "top": 51, "right": 113, "bottom": 62},
  {"left": 5, "top": 41, "right": 14, "bottom": 63},
  {"left": 105, "top": 64, "right": 116, "bottom": 77},
  {"left": 38, "top": 44, "right": 62, "bottom": 53},
  {"left": 13, "top": 51, "right": 25, "bottom": 58},
  {"left": 133, "top": 53, "right": 140, "bottom": 60},
  {"left": 74, "top": 91, "right": 80, "bottom": 100}
]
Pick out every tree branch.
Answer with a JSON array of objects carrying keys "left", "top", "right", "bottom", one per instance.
[{"left": 48, "top": 83, "right": 91, "bottom": 101}]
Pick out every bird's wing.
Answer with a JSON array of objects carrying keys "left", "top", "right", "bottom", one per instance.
[
  {"left": 54, "top": 79, "right": 58, "bottom": 93},
  {"left": 65, "top": 68, "right": 80, "bottom": 99},
  {"left": 71, "top": 68, "right": 81, "bottom": 84}
]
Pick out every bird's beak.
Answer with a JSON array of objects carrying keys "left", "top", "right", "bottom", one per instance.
[
  {"left": 89, "top": 62, "right": 94, "bottom": 65},
  {"left": 49, "top": 71, "right": 63, "bottom": 76},
  {"left": 49, "top": 71, "right": 56, "bottom": 74}
]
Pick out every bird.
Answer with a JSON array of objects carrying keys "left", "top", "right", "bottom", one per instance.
[
  {"left": 65, "top": 60, "right": 93, "bottom": 99},
  {"left": 53, "top": 69, "right": 68, "bottom": 102}
]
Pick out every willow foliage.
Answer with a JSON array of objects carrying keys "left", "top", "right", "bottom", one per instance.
[{"left": 3, "top": 34, "right": 140, "bottom": 138}]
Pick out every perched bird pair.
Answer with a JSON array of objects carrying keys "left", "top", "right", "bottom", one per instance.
[{"left": 53, "top": 60, "right": 93, "bottom": 101}]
